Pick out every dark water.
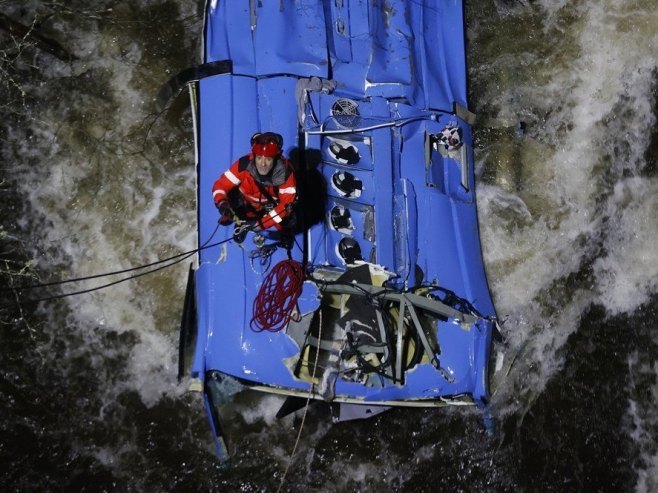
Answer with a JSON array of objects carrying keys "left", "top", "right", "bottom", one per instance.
[{"left": 1, "top": 1, "right": 656, "bottom": 491}]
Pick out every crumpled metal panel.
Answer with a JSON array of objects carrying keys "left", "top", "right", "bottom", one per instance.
[
  {"left": 205, "top": 0, "right": 328, "bottom": 78},
  {"left": 205, "top": 0, "right": 468, "bottom": 111},
  {"left": 329, "top": 0, "right": 468, "bottom": 111},
  {"left": 413, "top": 0, "right": 468, "bottom": 110}
]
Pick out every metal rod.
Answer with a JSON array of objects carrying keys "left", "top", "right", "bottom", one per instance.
[
  {"left": 375, "top": 308, "right": 393, "bottom": 378},
  {"left": 395, "top": 300, "right": 405, "bottom": 384},
  {"left": 318, "top": 282, "right": 478, "bottom": 324},
  {"left": 405, "top": 299, "right": 438, "bottom": 368}
]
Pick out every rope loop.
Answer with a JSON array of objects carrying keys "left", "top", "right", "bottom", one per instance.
[{"left": 250, "top": 259, "right": 304, "bottom": 333}]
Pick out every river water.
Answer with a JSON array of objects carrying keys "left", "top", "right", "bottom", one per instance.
[{"left": 1, "top": 1, "right": 656, "bottom": 491}]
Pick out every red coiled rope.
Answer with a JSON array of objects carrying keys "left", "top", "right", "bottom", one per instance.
[{"left": 250, "top": 259, "right": 305, "bottom": 333}]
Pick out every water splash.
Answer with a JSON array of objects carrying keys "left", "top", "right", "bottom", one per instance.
[{"left": 472, "top": 0, "right": 658, "bottom": 407}]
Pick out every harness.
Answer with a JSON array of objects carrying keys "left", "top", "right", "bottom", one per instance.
[{"left": 253, "top": 178, "right": 278, "bottom": 212}]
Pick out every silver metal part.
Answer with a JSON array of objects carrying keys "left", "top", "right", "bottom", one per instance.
[{"left": 318, "top": 282, "right": 479, "bottom": 325}]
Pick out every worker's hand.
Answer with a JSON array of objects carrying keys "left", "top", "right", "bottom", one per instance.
[{"left": 216, "top": 201, "right": 232, "bottom": 216}]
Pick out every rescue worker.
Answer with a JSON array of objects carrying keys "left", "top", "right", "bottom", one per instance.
[{"left": 212, "top": 132, "right": 297, "bottom": 235}]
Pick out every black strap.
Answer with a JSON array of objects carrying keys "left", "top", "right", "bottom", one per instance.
[
  {"left": 157, "top": 59, "right": 233, "bottom": 110},
  {"left": 253, "top": 178, "right": 278, "bottom": 208}
]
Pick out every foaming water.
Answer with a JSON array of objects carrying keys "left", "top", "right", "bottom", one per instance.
[
  {"left": 1, "top": 3, "right": 206, "bottom": 487},
  {"left": 472, "top": 0, "right": 658, "bottom": 404},
  {"left": 4, "top": 1, "right": 200, "bottom": 409},
  {"left": 593, "top": 178, "right": 658, "bottom": 313},
  {"left": 627, "top": 351, "right": 658, "bottom": 493},
  {"left": 471, "top": 1, "right": 658, "bottom": 489}
]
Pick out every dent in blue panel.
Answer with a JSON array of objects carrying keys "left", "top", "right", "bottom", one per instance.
[
  {"left": 366, "top": 0, "right": 413, "bottom": 86},
  {"left": 414, "top": 0, "right": 468, "bottom": 110},
  {"left": 473, "top": 320, "right": 493, "bottom": 402},
  {"left": 207, "top": 0, "right": 328, "bottom": 77},
  {"left": 371, "top": 126, "right": 395, "bottom": 271},
  {"left": 198, "top": 263, "right": 246, "bottom": 377},
  {"left": 451, "top": 203, "right": 496, "bottom": 317},
  {"left": 205, "top": 1, "right": 255, "bottom": 71},
  {"left": 392, "top": 178, "right": 418, "bottom": 288},
  {"left": 252, "top": 0, "right": 328, "bottom": 77},
  {"left": 437, "top": 320, "right": 475, "bottom": 388}
]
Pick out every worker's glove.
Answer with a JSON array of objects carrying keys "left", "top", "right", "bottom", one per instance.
[{"left": 216, "top": 201, "right": 232, "bottom": 216}]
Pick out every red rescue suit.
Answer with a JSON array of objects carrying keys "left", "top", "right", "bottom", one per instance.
[{"left": 212, "top": 154, "right": 297, "bottom": 230}]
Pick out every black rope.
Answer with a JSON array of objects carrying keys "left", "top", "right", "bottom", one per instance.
[
  {"left": 5, "top": 223, "right": 230, "bottom": 304},
  {"left": 23, "top": 251, "right": 198, "bottom": 303},
  {"left": 2, "top": 224, "right": 223, "bottom": 293}
]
